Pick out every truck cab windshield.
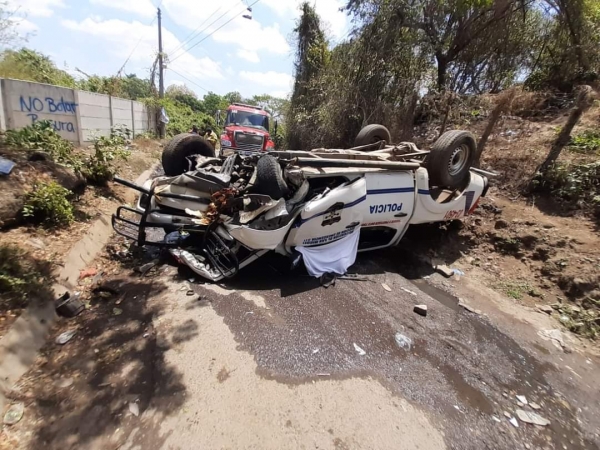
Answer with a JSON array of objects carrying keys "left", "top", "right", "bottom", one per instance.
[{"left": 226, "top": 110, "right": 269, "bottom": 131}]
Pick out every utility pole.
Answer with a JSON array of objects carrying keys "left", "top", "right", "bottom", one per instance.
[{"left": 157, "top": 7, "right": 165, "bottom": 138}]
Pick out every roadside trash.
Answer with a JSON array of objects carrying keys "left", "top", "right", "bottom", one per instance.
[
  {"left": 413, "top": 304, "right": 428, "bottom": 317},
  {"left": 79, "top": 267, "right": 98, "bottom": 280},
  {"left": 515, "top": 409, "right": 550, "bottom": 426},
  {"left": 55, "top": 291, "right": 84, "bottom": 318},
  {"left": 400, "top": 287, "right": 417, "bottom": 296},
  {"left": 129, "top": 402, "right": 140, "bottom": 417},
  {"left": 0, "top": 156, "right": 16, "bottom": 175},
  {"left": 3, "top": 403, "right": 24, "bottom": 425},
  {"left": 56, "top": 330, "right": 77, "bottom": 345},
  {"left": 529, "top": 402, "right": 541, "bottom": 410},
  {"left": 55, "top": 377, "right": 74, "bottom": 388},
  {"left": 516, "top": 395, "right": 528, "bottom": 405},
  {"left": 538, "top": 329, "right": 565, "bottom": 350},
  {"left": 394, "top": 332, "right": 413, "bottom": 351},
  {"left": 353, "top": 343, "right": 366, "bottom": 356},
  {"left": 509, "top": 417, "right": 519, "bottom": 428},
  {"left": 137, "top": 261, "right": 157, "bottom": 276},
  {"left": 113, "top": 307, "right": 123, "bottom": 316},
  {"left": 435, "top": 265, "right": 454, "bottom": 278},
  {"left": 382, "top": 283, "right": 392, "bottom": 292}
]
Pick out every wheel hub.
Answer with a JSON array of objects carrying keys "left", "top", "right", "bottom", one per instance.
[{"left": 448, "top": 145, "right": 469, "bottom": 176}]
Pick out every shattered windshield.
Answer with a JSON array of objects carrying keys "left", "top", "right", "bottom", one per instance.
[{"left": 226, "top": 110, "right": 269, "bottom": 131}]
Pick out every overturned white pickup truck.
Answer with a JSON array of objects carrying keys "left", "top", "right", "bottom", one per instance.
[{"left": 113, "top": 126, "right": 489, "bottom": 282}]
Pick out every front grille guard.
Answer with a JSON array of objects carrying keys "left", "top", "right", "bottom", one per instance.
[{"left": 111, "top": 177, "right": 240, "bottom": 279}]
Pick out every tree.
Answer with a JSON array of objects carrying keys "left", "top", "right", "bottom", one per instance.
[
  {"left": 121, "top": 74, "right": 152, "bottom": 100},
  {"left": 0, "top": 48, "right": 76, "bottom": 87},
  {"left": 0, "top": 2, "right": 27, "bottom": 48},
  {"left": 346, "top": 0, "right": 535, "bottom": 90}
]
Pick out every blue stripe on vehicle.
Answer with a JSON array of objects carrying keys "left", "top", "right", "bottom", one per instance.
[
  {"left": 295, "top": 195, "right": 367, "bottom": 226},
  {"left": 417, "top": 189, "right": 430, "bottom": 194},
  {"left": 367, "top": 187, "right": 414, "bottom": 195}
]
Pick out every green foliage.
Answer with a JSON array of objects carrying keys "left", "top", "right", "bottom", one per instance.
[
  {"left": 77, "top": 73, "right": 152, "bottom": 100},
  {"left": 568, "top": 130, "right": 600, "bottom": 154},
  {"left": 22, "top": 181, "right": 74, "bottom": 226},
  {"left": 0, "top": 244, "right": 50, "bottom": 307},
  {"left": 554, "top": 303, "right": 599, "bottom": 340},
  {"left": 160, "top": 97, "right": 217, "bottom": 136},
  {"left": 84, "top": 130, "right": 130, "bottom": 185},
  {"left": 3, "top": 120, "right": 81, "bottom": 172},
  {"left": 538, "top": 161, "right": 600, "bottom": 208},
  {"left": 0, "top": 48, "right": 76, "bottom": 88}
]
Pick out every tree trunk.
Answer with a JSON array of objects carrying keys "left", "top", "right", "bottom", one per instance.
[
  {"left": 438, "top": 92, "right": 455, "bottom": 138},
  {"left": 436, "top": 54, "right": 447, "bottom": 91},
  {"left": 475, "top": 87, "right": 518, "bottom": 167},
  {"left": 537, "top": 85, "right": 594, "bottom": 174}
]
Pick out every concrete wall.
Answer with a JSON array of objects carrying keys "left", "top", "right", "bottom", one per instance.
[{"left": 0, "top": 78, "right": 155, "bottom": 145}]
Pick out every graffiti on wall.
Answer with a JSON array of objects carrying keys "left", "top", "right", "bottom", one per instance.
[{"left": 19, "top": 95, "right": 78, "bottom": 133}]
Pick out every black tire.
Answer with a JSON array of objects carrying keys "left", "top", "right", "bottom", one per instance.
[
  {"left": 354, "top": 124, "right": 392, "bottom": 147},
  {"left": 426, "top": 130, "right": 476, "bottom": 190},
  {"left": 255, "top": 155, "right": 289, "bottom": 200},
  {"left": 162, "top": 133, "right": 215, "bottom": 176}
]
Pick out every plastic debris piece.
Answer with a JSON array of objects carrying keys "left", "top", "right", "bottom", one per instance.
[
  {"left": 516, "top": 395, "right": 528, "bottom": 405},
  {"left": 394, "top": 332, "right": 413, "bottom": 351},
  {"left": 414, "top": 304, "right": 428, "bottom": 317},
  {"left": 129, "top": 402, "right": 140, "bottom": 417},
  {"left": 56, "top": 330, "right": 77, "bottom": 345},
  {"left": 515, "top": 409, "right": 550, "bottom": 426},
  {"left": 452, "top": 269, "right": 465, "bottom": 277},
  {"left": 381, "top": 283, "right": 392, "bottom": 292},
  {"left": 0, "top": 156, "right": 16, "bottom": 175},
  {"left": 353, "top": 343, "right": 366, "bottom": 356},
  {"left": 509, "top": 417, "right": 519, "bottom": 428},
  {"left": 3, "top": 403, "right": 24, "bottom": 425}
]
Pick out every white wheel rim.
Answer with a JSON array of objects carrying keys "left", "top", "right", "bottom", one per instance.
[{"left": 448, "top": 144, "right": 469, "bottom": 176}]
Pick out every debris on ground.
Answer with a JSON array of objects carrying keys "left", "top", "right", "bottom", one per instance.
[
  {"left": 128, "top": 402, "right": 140, "bottom": 417},
  {"left": 186, "top": 290, "right": 195, "bottom": 296},
  {"left": 516, "top": 395, "right": 528, "bottom": 405},
  {"left": 515, "top": 409, "right": 550, "bottom": 426},
  {"left": 55, "top": 377, "right": 74, "bottom": 388},
  {"left": 3, "top": 402, "right": 24, "bottom": 425},
  {"left": 381, "top": 283, "right": 392, "bottom": 292},
  {"left": 413, "top": 304, "right": 428, "bottom": 317},
  {"left": 452, "top": 268, "right": 465, "bottom": 277},
  {"left": 113, "top": 307, "right": 123, "bottom": 316},
  {"left": 400, "top": 287, "right": 418, "bottom": 296},
  {"left": 137, "top": 260, "right": 158, "bottom": 276},
  {"left": 55, "top": 291, "right": 84, "bottom": 318},
  {"left": 394, "top": 332, "right": 413, "bottom": 351},
  {"left": 492, "top": 416, "right": 501, "bottom": 423},
  {"left": 55, "top": 330, "right": 77, "bottom": 345},
  {"left": 0, "top": 156, "right": 16, "bottom": 175},
  {"left": 79, "top": 267, "right": 98, "bottom": 280},
  {"left": 537, "top": 304, "right": 554, "bottom": 315},
  {"left": 509, "top": 417, "right": 519, "bottom": 428},
  {"left": 529, "top": 402, "right": 541, "bottom": 410},
  {"left": 353, "top": 343, "right": 366, "bottom": 356},
  {"left": 435, "top": 265, "right": 455, "bottom": 278}
]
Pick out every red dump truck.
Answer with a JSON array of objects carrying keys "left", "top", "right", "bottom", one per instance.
[{"left": 219, "top": 103, "right": 276, "bottom": 154}]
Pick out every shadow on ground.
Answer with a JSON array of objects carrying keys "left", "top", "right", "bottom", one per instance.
[{"left": 8, "top": 273, "right": 193, "bottom": 450}]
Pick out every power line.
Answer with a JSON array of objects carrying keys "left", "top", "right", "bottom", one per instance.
[
  {"left": 168, "top": 66, "right": 212, "bottom": 93},
  {"left": 117, "top": 15, "right": 157, "bottom": 76},
  {"left": 170, "top": 0, "right": 261, "bottom": 63},
  {"left": 166, "top": 4, "right": 226, "bottom": 56}
]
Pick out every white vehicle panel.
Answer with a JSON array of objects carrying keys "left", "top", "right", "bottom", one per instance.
[{"left": 361, "top": 171, "right": 415, "bottom": 232}]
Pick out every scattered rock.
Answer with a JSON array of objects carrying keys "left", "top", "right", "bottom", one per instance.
[
  {"left": 495, "top": 219, "right": 509, "bottom": 229},
  {"left": 542, "top": 224, "right": 555, "bottom": 229},
  {"left": 128, "top": 402, "right": 140, "bottom": 417},
  {"left": 3, "top": 403, "right": 24, "bottom": 425},
  {"left": 509, "top": 417, "right": 519, "bottom": 428},
  {"left": 55, "top": 377, "right": 74, "bottom": 389},
  {"left": 353, "top": 343, "right": 366, "bottom": 356},
  {"left": 381, "top": 283, "right": 392, "bottom": 292},
  {"left": 436, "top": 265, "right": 454, "bottom": 278},
  {"left": 536, "top": 304, "right": 553, "bottom": 315},
  {"left": 516, "top": 395, "right": 528, "bottom": 405},
  {"left": 56, "top": 330, "right": 77, "bottom": 345},
  {"left": 503, "top": 411, "right": 511, "bottom": 418},
  {"left": 515, "top": 409, "right": 550, "bottom": 426},
  {"left": 394, "top": 332, "right": 413, "bottom": 351},
  {"left": 137, "top": 261, "right": 157, "bottom": 276},
  {"left": 529, "top": 402, "right": 541, "bottom": 410},
  {"left": 538, "top": 329, "right": 565, "bottom": 350},
  {"left": 413, "top": 304, "right": 428, "bottom": 317}
]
